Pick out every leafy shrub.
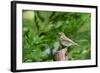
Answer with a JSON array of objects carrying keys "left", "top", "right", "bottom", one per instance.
[{"left": 22, "top": 10, "right": 91, "bottom": 62}]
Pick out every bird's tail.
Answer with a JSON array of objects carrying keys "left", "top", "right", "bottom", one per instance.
[{"left": 73, "top": 42, "right": 79, "bottom": 46}]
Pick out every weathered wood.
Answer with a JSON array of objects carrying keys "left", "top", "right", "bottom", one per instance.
[{"left": 53, "top": 48, "right": 67, "bottom": 61}]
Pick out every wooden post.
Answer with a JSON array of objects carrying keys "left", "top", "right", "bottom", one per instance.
[{"left": 53, "top": 48, "right": 67, "bottom": 61}]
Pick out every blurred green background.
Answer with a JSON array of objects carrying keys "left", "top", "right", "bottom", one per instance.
[{"left": 22, "top": 10, "right": 91, "bottom": 62}]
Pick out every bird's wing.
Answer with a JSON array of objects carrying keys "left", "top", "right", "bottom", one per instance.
[{"left": 60, "top": 35, "right": 73, "bottom": 42}]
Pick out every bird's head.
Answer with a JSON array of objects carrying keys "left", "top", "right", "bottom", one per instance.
[{"left": 58, "top": 32, "right": 64, "bottom": 36}]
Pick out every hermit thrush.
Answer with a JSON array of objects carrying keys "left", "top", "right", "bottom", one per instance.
[{"left": 58, "top": 32, "right": 79, "bottom": 47}]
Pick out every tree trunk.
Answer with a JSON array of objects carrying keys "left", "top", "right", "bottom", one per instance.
[{"left": 53, "top": 48, "right": 67, "bottom": 61}]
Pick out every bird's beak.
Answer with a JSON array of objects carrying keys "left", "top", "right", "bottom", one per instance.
[{"left": 58, "top": 32, "right": 61, "bottom": 35}]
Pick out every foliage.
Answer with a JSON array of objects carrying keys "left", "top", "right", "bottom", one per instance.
[{"left": 22, "top": 10, "right": 91, "bottom": 62}]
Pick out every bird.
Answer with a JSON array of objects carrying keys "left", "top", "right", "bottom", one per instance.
[{"left": 58, "top": 32, "right": 79, "bottom": 48}]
